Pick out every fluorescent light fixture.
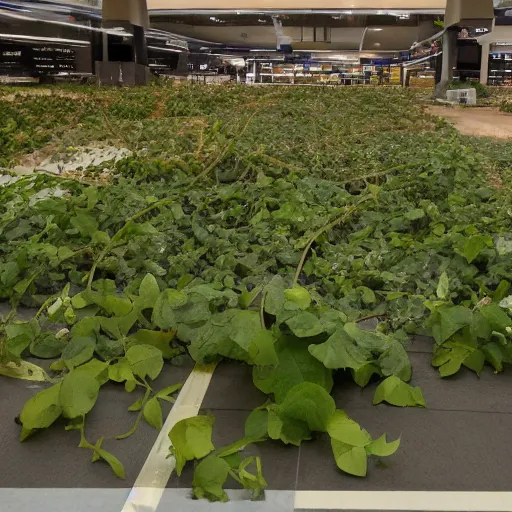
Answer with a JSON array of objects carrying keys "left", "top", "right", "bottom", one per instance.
[
  {"left": 250, "top": 49, "right": 277, "bottom": 52},
  {"left": 370, "top": 28, "right": 383, "bottom": 31},
  {"left": 0, "top": 33, "right": 90, "bottom": 45},
  {"left": 209, "top": 16, "right": 216, "bottom": 21},
  {"left": 148, "top": 45, "right": 182, "bottom": 53}
]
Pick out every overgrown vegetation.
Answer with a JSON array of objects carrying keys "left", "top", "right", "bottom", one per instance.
[{"left": 0, "top": 83, "right": 511, "bottom": 500}]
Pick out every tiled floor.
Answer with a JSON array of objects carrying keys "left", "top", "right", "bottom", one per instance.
[{"left": 3, "top": 336, "right": 512, "bottom": 511}]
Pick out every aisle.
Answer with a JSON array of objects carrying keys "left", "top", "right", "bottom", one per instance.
[{"left": 3, "top": 335, "right": 512, "bottom": 511}]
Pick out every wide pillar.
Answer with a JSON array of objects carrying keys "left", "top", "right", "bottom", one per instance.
[
  {"left": 97, "top": 0, "right": 150, "bottom": 86},
  {"left": 435, "top": 29, "right": 458, "bottom": 98},
  {"left": 480, "top": 42, "right": 490, "bottom": 85}
]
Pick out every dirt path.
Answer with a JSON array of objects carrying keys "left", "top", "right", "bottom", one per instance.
[{"left": 427, "top": 105, "right": 512, "bottom": 139}]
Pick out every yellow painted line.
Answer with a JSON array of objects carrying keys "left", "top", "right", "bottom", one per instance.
[
  {"left": 294, "top": 491, "right": 512, "bottom": 511},
  {"left": 121, "top": 363, "right": 216, "bottom": 512}
]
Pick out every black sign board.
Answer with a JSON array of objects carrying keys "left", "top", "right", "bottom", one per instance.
[{"left": 0, "top": 42, "right": 77, "bottom": 76}]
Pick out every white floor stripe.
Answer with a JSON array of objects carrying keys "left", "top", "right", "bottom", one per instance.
[
  {"left": 294, "top": 491, "right": 512, "bottom": 511},
  {"left": 121, "top": 363, "right": 216, "bottom": 512}
]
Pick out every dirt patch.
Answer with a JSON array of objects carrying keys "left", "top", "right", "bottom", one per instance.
[{"left": 427, "top": 105, "right": 512, "bottom": 139}]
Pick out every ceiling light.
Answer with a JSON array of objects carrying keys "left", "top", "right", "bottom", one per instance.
[
  {"left": 209, "top": 16, "right": 216, "bottom": 21},
  {"left": 0, "top": 33, "right": 90, "bottom": 45},
  {"left": 370, "top": 28, "right": 383, "bottom": 31}
]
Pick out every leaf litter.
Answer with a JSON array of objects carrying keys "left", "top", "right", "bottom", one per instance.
[{"left": 0, "top": 83, "right": 512, "bottom": 500}]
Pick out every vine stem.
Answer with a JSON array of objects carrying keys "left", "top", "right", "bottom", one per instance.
[
  {"left": 293, "top": 197, "right": 371, "bottom": 286},
  {"left": 260, "top": 290, "right": 267, "bottom": 329}
]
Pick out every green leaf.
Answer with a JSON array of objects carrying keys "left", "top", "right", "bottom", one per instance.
[
  {"left": 136, "top": 273, "right": 160, "bottom": 309},
  {"left": 143, "top": 397, "right": 163, "bottom": 430},
  {"left": 267, "top": 406, "right": 311, "bottom": 446},
  {"left": 343, "top": 323, "right": 389, "bottom": 352},
  {"left": 103, "top": 296, "right": 133, "bottom": 317},
  {"left": 286, "top": 312, "right": 323, "bottom": 338},
  {"left": 436, "top": 272, "right": 449, "bottom": 300},
  {"left": 108, "top": 358, "right": 134, "bottom": 382},
  {"left": 404, "top": 208, "right": 425, "bottom": 221},
  {"left": 92, "top": 447, "right": 126, "bottom": 479},
  {"left": 238, "top": 456, "right": 267, "bottom": 498},
  {"left": 327, "top": 410, "right": 371, "bottom": 447},
  {"left": 74, "top": 358, "right": 110, "bottom": 386},
  {"left": 244, "top": 409, "right": 269, "bottom": 438},
  {"left": 169, "top": 415, "right": 215, "bottom": 475},
  {"left": 378, "top": 341, "right": 412, "bottom": 382},
  {"left": 126, "top": 344, "right": 164, "bottom": 380},
  {"left": 284, "top": 286, "right": 311, "bottom": 310},
  {"left": 129, "top": 330, "right": 177, "bottom": 359},
  {"left": 156, "top": 383, "right": 183, "bottom": 399},
  {"left": 264, "top": 275, "right": 286, "bottom": 315},
  {"left": 351, "top": 363, "right": 381, "bottom": 388},
  {"left": 253, "top": 336, "right": 333, "bottom": 403},
  {"left": 431, "top": 306, "right": 473, "bottom": 344},
  {"left": 192, "top": 454, "right": 230, "bottom": 502},
  {"left": 461, "top": 235, "right": 488, "bottom": 264},
  {"left": 331, "top": 440, "right": 367, "bottom": 477},
  {"left": 463, "top": 349, "right": 485, "bottom": 376},
  {"left": 308, "top": 329, "right": 371, "bottom": 371},
  {"left": 482, "top": 342, "right": 505, "bottom": 372},
  {"left": 61, "top": 336, "right": 96, "bottom": 370},
  {"left": 373, "top": 376, "right": 426, "bottom": 408},
  {"left": 366, "top": 434, "right": 400, "bottom": 457},
  {"left": 59, "top": 371, "right": 100, "bottom": 419},
  {"left": 479, "top": 304, "right": 512, "bottom": 334},
  {"left": 19, "top": 383, "right": 62, "bottom": 439},
  {"left": 70, "top": 213, "right": 98, "bottom": 236},
  {"left": 30, "top": 333, "right": 66, "bottom": 359},
  {"left": 280, "top": 382, "right": 335, "bottom": 432}
]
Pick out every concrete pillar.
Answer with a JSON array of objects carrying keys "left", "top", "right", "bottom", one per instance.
[
  {"left": 435, "top": 29, "right": 458, "bottom": 98},
  {"left": 98, "top": 0, "right": 149, "bottom": 86},
  {"left": 480, "top": 42, "right": 490, "bottom": 85}
]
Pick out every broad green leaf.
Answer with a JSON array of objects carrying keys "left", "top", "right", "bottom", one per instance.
[
  {"left": 108, "top": 358, "right": 134, "bottom": 382},
  {"left": 494, "top": 281, "right": 510, "bottom": 303},
  {"left": 431, "top": 306, "right": 473, "bottom": 344},
  {"left": 136, "top": 274, "right": 160, "bottom": 309},
  {"left": 284, "top": 286, "right": 311, "bottom": 310},
  {"left": 169, "top": 415, "right": 215, "bottom": 475},
  {"left": 95, "top": 335, "right": 124, "bottom": 362},
  {"left": 351, "top": 363, "right": 381, "bottom": 388},
  {"left": 280, "top": 382, "right": 335, "bottom": 432},
  {"left": 436, "top": 272, "right": 449, "bottom": 300},
  {"left": 343, "top": 323, "right": 389, "bottom": 352},
  {"left": 499, "top": 295, "right": 512, "bottom": 311},
  {"left": 264, "top": 275, "right": 286, "bottom": 315},
  {"left": 461, "top": 235, "right": 488, "bottom": 264},
  {"left": 0, "top": 361, "right": 47, "bottom": 382},
  {"left": 308, "top": 329, "right": 371, "bottom": 371},
  {"left": 103, "top": 296, "right": 133, "bottom": 317},
  {"left": 244, "top": 409, "right": 269, "bottom": 438},
  {"left": 129, "top": 330, "right": 177, "bottom": 359},
  {"left": 482, "top": 342, "right": 505, "bottom": 372},
  {"left": 253, "top": 337, "right": 333, "bottom": 403},
  {"left": 152, "top": 289, "right": 188, "bottom": 330},
  {"left": 70, "top": 213, "right": 98, "bottom": 236},
  {"left": 327, "top": 410, "right": 371, "bottom": 447},
  {"left": 156, "top": 383, "right": 183, "bottom": 399},
  {"left": 267, "top": 406, "right": 311, "bottom": 446},
  {"left": 19, "top": 383, "right": 62, "bottom": 439},
  {"left": 192, "top": 454, "right": 230, "bottom": 502},
  {"left": 404, "top": 208, "right": 425, "bottom": 221},
  {"left": 358, "top": 286, "right": 376, "bottom": 305},
  {"left": 143, "top": 397, "right": 163, "bottom": 430},
  {"left": 74, "top": 358, "right": 110, "bottom": 386},
  {"left": 463, "top": 349, "right": 485, "bottom": 376},
  {"left": 250, "top": 330, "right": 278, "bottom": 366},
  {"left": 61, "top": 336, "right": 96, "bottom": 370},
  {"left": 59, "top": 371, "right": 100, "bottom": 419},
  {"left": 366, "top": 433, "right": 400, "bottom": 457},
  {"left": 331, "top": 439, "right": 367, "bottom": 477},
  {"left": 378, "top": 342, "right": 412, "bottom": 382},
  {"left": 479, "top": 304, "right": 512, "bottom": 334},
  {"left": 286, "top": 312, "right": 323, "bottom": 338},
  {"left": 373, "top": 376, "right": 426, "bottom": 408},
  {"left": 30, "top": 333, "right": 66, "bottom": 359},
  {"left": 126, "top": 344, "right": 164, "bottom": 380}
]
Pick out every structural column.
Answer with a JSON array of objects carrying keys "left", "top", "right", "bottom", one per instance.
[
  {"left": 480, "top": 42, "right": 490, "bottom": 85},
  {"left": 98, "top": 0, "right": 149, "bottom": 86},
  {"left": 435, "top": 28, "right": 458, "bottom": 98}
]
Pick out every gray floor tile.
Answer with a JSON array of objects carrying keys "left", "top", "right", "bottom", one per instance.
[
  {"left": 297, "top": 407, "right": 512, "bottom": 491},
  {"left": 407, "top": 335, "right": 433, "bottom": 354},
  {"left": 169, "top": 409, "right": 300, "bottom": 491},
  {"left": 202, "top": 361, "right": 268, "bottom": 411},
  {"left": 332, "top": 352, "right": 512, "bottom": 414},
  {"left": 1, "top": 363, "right": 191, "bottom": 488}
]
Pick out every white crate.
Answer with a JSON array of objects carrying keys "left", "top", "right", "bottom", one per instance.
[{"left": 446, "top": 88, "right": 477, "bottom": 105}]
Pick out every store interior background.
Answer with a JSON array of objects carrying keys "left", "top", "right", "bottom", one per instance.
[{"left": 1, "top": 0, "right": 512, "bottom": 87}]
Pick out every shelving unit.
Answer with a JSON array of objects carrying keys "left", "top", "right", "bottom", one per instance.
[{"left": 488, "top": 52, "right": 512, "bottom": 87}]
